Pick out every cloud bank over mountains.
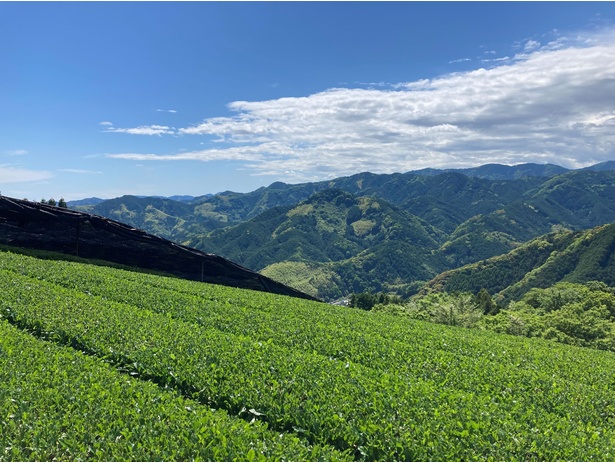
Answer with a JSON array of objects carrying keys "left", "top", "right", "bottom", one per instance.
[{"left": 108, "top": 32, "right": 615, "bottom": 183}]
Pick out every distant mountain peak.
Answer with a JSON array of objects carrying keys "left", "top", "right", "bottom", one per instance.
[
  {"left": 583, "top": 160, "right": 615, "bottom": 171},
  {"left": 66, "top": 197, "right": 105, "bottom": 207},
  {"left": 269, "top": 181, "right": 288, "bottom": 189}
]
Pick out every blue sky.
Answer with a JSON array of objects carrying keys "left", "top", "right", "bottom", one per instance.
[{"left": 2, "top": 2, "right": 615, "bottom": 201}]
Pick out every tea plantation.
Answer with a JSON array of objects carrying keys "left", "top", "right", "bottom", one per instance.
[{"left": 2, "top": 248, "right": 615, "bottom": 460}]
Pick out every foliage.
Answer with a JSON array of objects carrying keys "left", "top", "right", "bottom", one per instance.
[
  {"left": 38, "top": 198, "right": 67, "bottom": 207},
  {"left": 480, "top": 282, "right": 615, "bottom": 351},
  {"left": 193, "top": 190, "right": 445, "bottom": 299},
  {"left": 404, "top": 292, "right": 485, "bottom": 328},
  {"left": 198, "top": 189, "right": 440, "bottom": 270},
  {"left": 348, "top": 292, "right": 402, "bottom": 310},
  {"left": 403, "top": 280, "right": 615, "bottom": 353}
]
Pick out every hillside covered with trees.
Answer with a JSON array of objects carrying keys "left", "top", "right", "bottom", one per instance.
[{"left": 421, "top": 223, "right": 615, "bottom": 302}]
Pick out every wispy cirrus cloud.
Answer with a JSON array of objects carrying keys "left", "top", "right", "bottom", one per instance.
[
  {"left": 4, "top": 149, "right": 28, "bottom": 156},
  {"left": 59, "top": 169, "right": 103, "bottom": 174},
  {"left": 102, "top": 122, "right": 175, "bottom": 136},
  {"left": 106, "top": 30, "right": 615, "bottom": 183},
  {"left": 156, "top": 109, "right": 178, "bottom": 113},
  {"left": 0, "top": 166, "right": 53, "bottom": 183},
  {"left": 481, "top": 56, "right": 511, "bottom": 63},
  {"left": 449, "top": 57, "right": 472, "bottom": 64}
]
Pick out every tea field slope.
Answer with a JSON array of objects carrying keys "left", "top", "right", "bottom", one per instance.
[
  {"left": 2, "top": 248, "right": 615, "bottom": 460},
  {"left": 0, "top": 321, "right": 349, "bottom": 461}
]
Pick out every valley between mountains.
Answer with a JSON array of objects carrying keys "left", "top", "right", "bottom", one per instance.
[{"left": 71, "top": 162, "right": 615, "bottom": 301}]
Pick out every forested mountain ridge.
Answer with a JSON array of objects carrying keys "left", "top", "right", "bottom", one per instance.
[
  {"left": 421, "top": 223, "right": 615, "bottom": 303},
  {"left": 69, "top": 163, "right": 615, "bottom": 299},
  {"left": 72, "top": 161, "right": 571, "bottom": 237},
  {"left": 409, "top": 160, "right": 615, "bottom": 179},
  {"left": 409, "top": 162, "right": 569, "bottom": 180},
  {"left": 80, "top": 195, "right": 195, "bottom": 241},
  {"left": 186, "top": 189, "right": 448, "bottom": 299},
  {"left": 192, "top": 170, "right": 615, "bottom": 299},
  {"left": 191, "top": 189, "right": 442, "bottom": 269},
  {"left": 439, "top": 170, "right": 615, "bottom": 267}
]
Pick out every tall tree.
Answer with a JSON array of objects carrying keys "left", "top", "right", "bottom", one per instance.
[{"left": 475, "top": 288, "right": 499, "bottom": 315}]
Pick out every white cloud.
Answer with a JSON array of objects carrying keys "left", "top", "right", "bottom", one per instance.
[
  {"left": 99, "top": 121, "right": 113, "bottom": 127},
  {"left": 4, "top": 150, "right": 28, "bottom": 156},
  {"left": 0, "top": 166, "right": 53, "bottom": 183},
  {"left": 482, "top": 56, "right": 511, "bottom": 63},
  {"left": 104, "top": 124, "right": 175, "bottom": 136},
  {"left": 59, "top": 169, "right": 103, "bottom": 174},
  {"left": 156, "top": 109, "right": 178, "bottom": 113},
  {"left": 352, "top": 81, "right": 392, "bottom": 88},
  {"left": 449, "top": 58, "right": 472, "bottom": 64},
  {"left": 524, "top": 39, "right": 541, "bottom": 52},
  {"left": 107, "top": 30, "right": 615, "bottom": 181}
]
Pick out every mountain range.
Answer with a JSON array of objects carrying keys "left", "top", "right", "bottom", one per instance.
[
  {"left": 70, "top": 162, "right": 615, "bottom": 300},
  {"left": 408, "top": 160, "right": 615, "bottom": 179}
]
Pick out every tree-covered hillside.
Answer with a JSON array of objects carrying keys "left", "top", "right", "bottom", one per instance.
[
  {"left": 196, "top": 171, "right": 615, "bottom": 299},
  {"left": 190, "top": 189, "right": 446, "bottom": 299},
  {"left": 437, "top": 170, "right": 615, "bottom": 267},
  {"left": 193, "top": 189, "right": 441, "bottom": 269},
  {"left": 421, "top": 223, "right": 615, "bottom": 303}
]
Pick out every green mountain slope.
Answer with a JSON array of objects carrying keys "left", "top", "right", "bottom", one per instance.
[
  {"left": 74, "top": 195, "right": 199, "bottom": 241},
  {"left": 422, "top": 223, "right": 615, "bottom": 303},
  {"left": 191, "top": 171, "right": 615, "bottom": 299},
  {"left": 76, "top": 163, "right": 615, "bottom": 240},
  {"left": 439, "top": 170, "right": 615, "bottom": 267},
  {"left": 190, "top": 189, "right": 446, "bottom": 299},
  {"left": 260, "top": 239, "right": 448, "bottom": 300},
  {"left": 75, "top": 165, "right": 612, "bottom": 243},
  {"left": 524, "top": 170, "right": 615, "bottom": 227},
  {"left": 196, "top": 189, "right": 442, "bottom": 267},
  {"left": 583, "top": 160, "right": 615, "bottom": 172}
]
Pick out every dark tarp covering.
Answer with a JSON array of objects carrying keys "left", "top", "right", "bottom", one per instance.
[{"left": 0, "top": 196, "right": 317, "bottom": 301}]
